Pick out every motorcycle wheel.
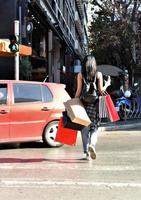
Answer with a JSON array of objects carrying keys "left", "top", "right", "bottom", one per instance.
[{"left": 118, "top": 104, "right": 128, "bottom": 121}]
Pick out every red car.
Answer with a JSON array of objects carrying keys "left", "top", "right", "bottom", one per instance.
[{"left": 0, "top": 80, "right": 70, "bottom": 147}]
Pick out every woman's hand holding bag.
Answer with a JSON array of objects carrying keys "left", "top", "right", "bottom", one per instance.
[{"left": 99, "top": 92, "right": 120, "bottom": 122}]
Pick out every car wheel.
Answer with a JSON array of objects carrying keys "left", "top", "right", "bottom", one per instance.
[{"left": 43, "top": 120, "right": 63, "bottom": 147}]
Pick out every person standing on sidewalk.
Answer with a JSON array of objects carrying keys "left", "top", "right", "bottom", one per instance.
[{"left": 75, "top": 55, "right": 111, "bottom": 161}]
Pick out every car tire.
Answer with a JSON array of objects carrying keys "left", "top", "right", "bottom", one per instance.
[{"left": 43, "top": 120, "right": 63, "bottom": 147}]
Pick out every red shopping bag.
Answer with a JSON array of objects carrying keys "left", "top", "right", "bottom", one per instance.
[
  {"left": 105, "top": 95, "right": 120, "bottom": 122},
  {"left": 55, "top": 117, "right": 78, "bottom": 146}
]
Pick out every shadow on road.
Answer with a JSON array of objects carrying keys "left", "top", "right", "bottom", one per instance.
[
  {"left": 0, "top": 142, "right": 89, "bottom": 163},
  {"left": 0, "top": 141, "right": 49, "bottom": 150},
  {"left": 0, "top": 157, "right": 88, "bottom": 164}
]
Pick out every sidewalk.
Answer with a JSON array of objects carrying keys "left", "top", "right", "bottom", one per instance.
[{"left": 99, "top": 119, "right": 141, "bottom": 131}]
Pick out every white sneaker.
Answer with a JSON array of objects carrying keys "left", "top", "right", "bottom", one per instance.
[
  {"left": 82, "top": 152, "right": 91, "bottom": 161},
  {"left": 88, "top": 145, "right": 96, "bottom": 160}
]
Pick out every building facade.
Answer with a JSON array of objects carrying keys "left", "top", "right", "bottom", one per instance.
[{"left": 0, "top": 0, "right": 89, "bottom": 96}]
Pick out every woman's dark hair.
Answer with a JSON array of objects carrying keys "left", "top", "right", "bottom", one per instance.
[{"left": 81, "top": 55, "right": 97, "bottom": 79}]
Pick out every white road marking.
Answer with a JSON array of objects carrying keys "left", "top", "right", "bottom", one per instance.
[
  {"left": 0, "top": 164, "right": 141, "bottom": 171},
  {"left": 0, "top": 180, "right": 141, "bottom": 188}
]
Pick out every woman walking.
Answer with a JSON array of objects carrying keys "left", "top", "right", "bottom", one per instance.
[{"left": 75, "top": 55, "right": 111, "bottom": 161}]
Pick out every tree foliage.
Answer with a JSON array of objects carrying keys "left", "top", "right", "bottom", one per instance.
[{"left": 89, "top": 0, "right": 141, "bottom": 73}]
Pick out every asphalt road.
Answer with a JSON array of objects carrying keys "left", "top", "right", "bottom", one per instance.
[{"left": 0, "top": 128, "right": 141, "bottom": 200}]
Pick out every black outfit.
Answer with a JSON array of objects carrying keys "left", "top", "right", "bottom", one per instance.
[{"left": 81, "top": 73, "right": 100, "bottom": 154}]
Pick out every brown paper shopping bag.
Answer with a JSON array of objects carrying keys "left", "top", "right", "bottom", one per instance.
[
  {"left": 64, "top": 98, "right": 91, "bottom": 126},
  {"left": 63, "top": 111, "right": 84, "bottom": 131}
]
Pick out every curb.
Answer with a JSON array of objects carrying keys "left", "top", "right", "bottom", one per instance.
[{"left": 99, "top": 121, "right": 141, "bottom": 131}]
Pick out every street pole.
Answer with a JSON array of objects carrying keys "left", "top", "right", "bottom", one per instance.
[{"left": 14, "top": 20, "right": 20, "bottom": 80}]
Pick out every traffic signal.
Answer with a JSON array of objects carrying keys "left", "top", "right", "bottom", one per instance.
[{"left": 9, "top": 35, "right": 19, "bottom": 52}]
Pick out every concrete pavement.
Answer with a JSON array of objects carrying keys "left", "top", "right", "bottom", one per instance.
[
  {"left": 99, "top": 118, "right": 141, "bottom": 131},
  {"left": 0, "top": 130, "right": 141, "bottom": 200}
]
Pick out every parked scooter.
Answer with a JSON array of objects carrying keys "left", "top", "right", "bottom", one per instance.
[
  {"left": 114, "top": 82, "right": 140, "bottom": 120},
  {"left": 114, "top": 90, "right": 132, "bottom": 120}
]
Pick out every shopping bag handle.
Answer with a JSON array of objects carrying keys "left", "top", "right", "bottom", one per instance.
[{"left": 100, "top": 91, "right": 108, "bottom": 96}]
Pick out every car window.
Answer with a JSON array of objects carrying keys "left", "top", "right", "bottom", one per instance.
[
  {"left": 13, "top": 83, "right": 42, "bottom": 103},
  {"left": 41, "top": 85, "right": 53, "bottom": 102},
  {"left": 0, "top": 84, "right": 7, "bottom": 105}
]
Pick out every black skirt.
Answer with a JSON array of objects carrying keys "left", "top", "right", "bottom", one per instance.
[{"left": 84, "top": 100, "right": 100, "bottom": 132}]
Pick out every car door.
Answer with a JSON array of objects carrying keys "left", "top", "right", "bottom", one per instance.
[
  {"left": 10, "top": 82, "right": 54, "bottom": 141},
  {"left": 0, "top": 83, "right": 10, "bottom": 140}
]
